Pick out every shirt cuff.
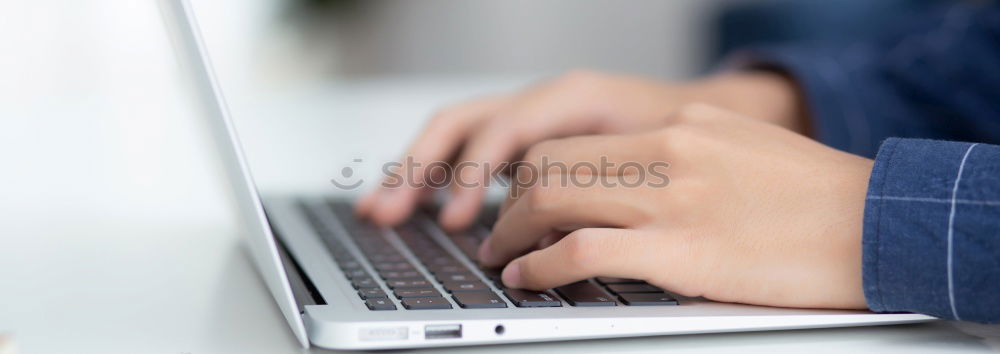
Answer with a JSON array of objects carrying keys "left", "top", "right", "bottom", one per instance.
[{"left": 862, "top": 137, "right": 1000, "bottom": 322}]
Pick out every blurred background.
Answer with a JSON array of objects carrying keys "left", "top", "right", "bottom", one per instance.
[
  {"left": 0, "top": 1, "right": 947, "bottom": 351},
  {"left": 0, "top": 0, "right": 938, "bottom": 227}
]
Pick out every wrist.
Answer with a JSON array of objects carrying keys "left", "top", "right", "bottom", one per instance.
[
  {"left": 686, "top": 71, "right": 810, "bottom": 134},
  {"left": 838, "top": 155, "right": 875, "bottom": 309}
]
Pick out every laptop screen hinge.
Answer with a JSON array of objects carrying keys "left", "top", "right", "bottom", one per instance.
[{"left": 273, "top": 227, "right": 327, "bottom": 311}]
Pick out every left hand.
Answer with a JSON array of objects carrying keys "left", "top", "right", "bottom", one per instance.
[
  {"left": 355, "top": 70, "right": 806, "bottom": 231},
  {"left": 481, "top": 104, "right": 872, "bottom": 309}
]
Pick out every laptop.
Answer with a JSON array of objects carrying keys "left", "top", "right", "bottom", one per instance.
[{"left": 161, "top": 0, "right": 933, "bottom": 350}]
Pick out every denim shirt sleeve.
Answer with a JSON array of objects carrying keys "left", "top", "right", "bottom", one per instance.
[
  {"left": 864, "top": 138, "right": 1000, "bottom": 323},
  {"left": 729, "top": 2, "right": 1000, "bottom": 158},
  {"left": 722, "top": 4, "right": 1000, "bottom": 322}
]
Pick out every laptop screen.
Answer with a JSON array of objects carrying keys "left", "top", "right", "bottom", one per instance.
[{"left": 159, "top": 0, "right": 309, "bottom": 347}]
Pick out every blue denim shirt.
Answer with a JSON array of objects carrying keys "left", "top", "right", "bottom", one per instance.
[{"left": 743, "top": 3, "right": 1000, "bottom": 323}]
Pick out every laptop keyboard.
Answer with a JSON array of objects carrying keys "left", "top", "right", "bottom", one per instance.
[{"left": 300, "top": 199, "right": 678, "bottom": 311}]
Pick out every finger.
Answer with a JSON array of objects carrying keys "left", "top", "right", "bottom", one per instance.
[
  {"left": 491, "top": 132, "right": 669, "bottom": 227},
  {"left": 354, "top": 183, "right": 434, "bottom": 224},
  {"left": 535, "top": 233, "right": 563, "bottom": 249},
  {"left": 364, "top": 96, "right": 508, "bottom": 225},
  {"left": 356, "top": 177, "right": 439, "bottom": 217},
  {"left": 501, "top": 228, "right": 652, "bottom": 290},
  {"left": 478, "top": 174, "right": 651, "bottom": 267},
  {"left": 497, "top": 133, "right": 663, "bottom": 217},
  {"left": 438, "top": 119, "right": 522, "bottom": 231},
  {"left": 518, "top": 132, "right": 669, "bottom": 176},
  {"left": 354, "top": 188, "right": 380, "bottom": 216},
  {"left": 438, "top": 88, "right": 615, "bottom": 230}
]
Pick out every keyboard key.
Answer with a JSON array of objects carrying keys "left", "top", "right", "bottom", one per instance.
[
  {"left": 355, "top": 239, "right": 389, "bottom": 249},
  {"left": 480, "top": 267, "right": 502, "bottom": 278},
  {"left": 480, "top": 268, "right": 503, "bottom": 284},
  {"left": 330, "top": 249, "right": 353, "bottom": 259},
  {"left": 442, "top": 281, "right": 489, "bottom": 293},
  {"left": 409, "top": 243, "right": 435, "bottom": 251},
  {"left": 365, "top": 298, "right": 397, "bottom": 311},
  {"left": 434, "top": 272, "right": 477, "bottom": 283},
  {"left": 373, "top": 262, "right": 415, "bottom": 272},
  {"left": 448, "top": 232, "right": 482, "bottom": 261},
  {"left": 426, "top": 265, "right": 467, "bottom": 274},
  {"left": 595, "top": 277, "right": 643, "bottom": 284},
  {"left": 452, "top": 291, "right": 507, "bottom": 309},
  {"left": 358, "top": 288, "right": 388, "bottom": 299},
  {"left": 618, "top": 293, "right": 679, "bottom": 306},
  {"left": 555, "top": 282, "right": 616, "bottom": 306},
  {"left": 606, "top": 283, "right": 663, "bottom": 294},
  {"left": 401, "top": 297, "right": 453, "bottom": 310},
  {"left": 343, "top": 269, "right": 369, "bottom": 279},
  {"left": 337, "top": 259, "right": 362, "bottom": 269},
  {"left": 368, "top": 253, "right": 405, "bottom": 263},
  {"left": 394, "top": 288, "right": 441, "bottom": 298},
  {"left": 414, "top": 256, "right": 444, "bottom": 265},
  {"left": 386, "top": 279, "right": 432, "bottom": 289},
  {"left": 503, "top": 289, "right": 562, "bottom": 307},
  {"left": 478, "top": 204, "right": 500, "bottom": 228},
  {"left": 379, "top": 270, "right": 422, "bottom": 280},
  {"left": 351, "top": 277, "right": 378, "bottom": 289},
  {"left": 424, "top": 257, "right": 461, "bottom": 267}
]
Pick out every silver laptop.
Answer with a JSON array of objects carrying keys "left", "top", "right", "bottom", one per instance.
[{"left": 162, "top": 0, "right": 933, "bottom": 350}]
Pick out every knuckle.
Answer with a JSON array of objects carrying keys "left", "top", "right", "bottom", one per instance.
[
  {"left": 521, "top": 142, "right": 548, "bottom": 165},
  {"left": 482, "top": 114, "right": 514, "bottom": 133},
  {"left": 474, "top": 116, "right": 521, "bottom": 147},
  {"left": 668, "top": 179, "right": 707, "bottom": 213},
  {"left": 517, "top": 249, "right": 543, "bottom": 279},
  {"left": 559, "top": 69, "right": 600, "bottom": 84},
  {"left": 524, "top": 183, "right": 558, "bottom": 212},
  {"left": 655, "top": 124, "right": 702, "bottom": 152},
  {"left": 429, "top": 104, "right": 463, "bottom": 124},
  {"left": 552, "top": 69, "right": 606, "bottom": 93},
  {"left": 562, "top": 230, "right": 602, "bottom": 270},
  {"left": 673, "top": 102, "right": 715, "bottom": 123},
  {"left": 522, "top": 139, "right": 564, "bottom": 166}
]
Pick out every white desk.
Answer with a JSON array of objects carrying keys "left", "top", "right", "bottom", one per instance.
[
  {"left": 2, "top": 216, "right": 998, "bottom": 353},
  {"left": 1, "top": 2, "right": 997, "bottom": 353}
]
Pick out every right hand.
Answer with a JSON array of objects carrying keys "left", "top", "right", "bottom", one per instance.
[{"left": 355, "top": 70, "right": 805, "bottom": 230}]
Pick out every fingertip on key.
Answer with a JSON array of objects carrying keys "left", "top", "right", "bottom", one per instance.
[
  {"left": 439, "top": 197, "right": 477, "bottom": 231},
  {"left": 354, "top": 190, "right": 379, "bottom": 216},
  {"left": 370, "top": 190, "right": 412, "bottom": 226},
  {"left": 477, "top": 241, "right": 494, "bottom": 266},
  {"left": 501, "top": 261, "right": 522, "bottom": 289}
]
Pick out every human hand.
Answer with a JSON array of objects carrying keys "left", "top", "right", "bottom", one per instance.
[
  {"left": 482, "top": 104, "right": 869, "bottom": 309},
  {"left": 356, "top": 70, "right": 805, "bottom": 231}
]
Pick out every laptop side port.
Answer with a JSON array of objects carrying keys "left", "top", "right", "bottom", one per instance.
[{"left": 424, "top": 324, "right": 462, "bottom": 339}]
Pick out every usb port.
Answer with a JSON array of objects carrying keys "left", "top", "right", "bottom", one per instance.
[{"left": 424, "top": 324, "right": 462, "bottom": 339}]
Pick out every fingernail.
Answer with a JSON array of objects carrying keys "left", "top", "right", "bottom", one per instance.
[{"left": 501, "top": 262, "right": 522, "bottom": 288}]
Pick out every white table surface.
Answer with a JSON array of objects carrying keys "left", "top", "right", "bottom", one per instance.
[
  {"left": 2, "top": 216, "right": 999, "bottom": 354},
  {"left": 1, "top": 1, "right": 998, "bottom": 353}
]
